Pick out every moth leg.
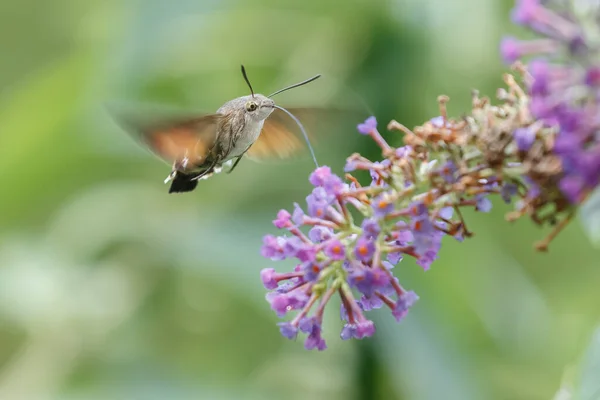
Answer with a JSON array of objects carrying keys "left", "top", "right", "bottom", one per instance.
[
  {"left": 227, "top": 143, "right": 252, "bottom": 174},
  {"left": 226, "top": 155, "right": 244, "bottom": 174},
  {"left": 164, "top": 170, "right": 177, "bottom": 184},
  {"left": 164, "top": 156, "right": 190, "bottom": 184},
  {"left": 191, "top": 158, "right": 220, "bottom": 181}
]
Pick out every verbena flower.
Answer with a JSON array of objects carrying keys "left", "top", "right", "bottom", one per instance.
[{"left": 260, "top": 0, "right": 600, "bottom": 349}]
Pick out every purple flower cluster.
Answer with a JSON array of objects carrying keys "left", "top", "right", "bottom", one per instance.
[
  {"left": 260, "top": 117, "right": 496, "bottom": 350},
  {"left": 258, "top": 0, "right": 600, "bottom": 348},
  {"left": 501, "top": 0, "right": 600, "bottom": 204}
]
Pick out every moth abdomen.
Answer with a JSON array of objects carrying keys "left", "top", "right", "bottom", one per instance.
[{"left": 168, "top": 172, "right": 199, "bottom": 193}]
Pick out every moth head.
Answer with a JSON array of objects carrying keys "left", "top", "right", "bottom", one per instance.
[{"left": 243, "top": 94, "right": 275, "bottom": 121}]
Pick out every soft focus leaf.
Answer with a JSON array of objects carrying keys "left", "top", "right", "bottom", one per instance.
[
  {"left": 579, "top": 187, "right": 600, "bottom": 247},
  {"left": 375, "top": 314, "right": 489, "bottom": 399},
  {"left": 0, "top": 52, "right": 97, "bottom": 228},
  {"left": 575, "top": 327, "right": 600, "bottom": 400}
]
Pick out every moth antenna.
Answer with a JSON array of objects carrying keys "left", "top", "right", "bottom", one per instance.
[
  {"left": 268, "top": 74, "right": 321, "bottom": 98},
  {"left": 274, "top": 105, "right": 319, "bottom": 168},
  {"left": 241, "top": 65, "right": 255, "bottom": 98}
]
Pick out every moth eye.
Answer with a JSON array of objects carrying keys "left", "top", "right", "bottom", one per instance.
[{"left": 245, "top": 101, "right": 258, "bottom": 112}]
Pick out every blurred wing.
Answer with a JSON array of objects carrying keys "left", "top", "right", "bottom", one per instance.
[
  {"left": 246, "top": 112, "right": 305, "bottom": 160},
  {"left": 246, "top": 107, "right": 340, "bottom": 161},
  {"left": 140, "top": 116, "right": 222, "bottom": 166},
  {"left": 109, "top": 104, "right": 222, "bottom": 168}
]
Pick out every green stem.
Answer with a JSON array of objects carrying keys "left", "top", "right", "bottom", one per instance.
[{"left": 355, "top": 339, "right": 379, "bottom": 400}]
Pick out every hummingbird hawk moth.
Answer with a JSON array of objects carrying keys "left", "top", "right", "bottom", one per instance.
[{"left": 111, "top": 66, "right": 323, "bottom": 194}]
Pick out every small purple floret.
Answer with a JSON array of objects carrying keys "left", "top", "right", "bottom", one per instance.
[
  {"left": 303, "top": 320, "right": 327, "bottom": 351},
  {"left": 350, "top": 268, "right": 390, "bottom": 298},
  {"left": 308, "top": 226, "right": 333, "bottom": 243},
  {"left": 475, "top": 194, "right": 493, "bottom": 213},
  {"left": 260, "top": 268, "right": 279, "bottom": 290},
  {"left": 278, "top": 322, "right": 298, "bottom": 339},
  {"left": 324, "top": 239, "right": 346, "bottom": 261},
  {"left": 514, "top": 127, "right": 536, "bottom": 151},
  {"left": 273, "top": 209, "right": 291, "bottom": 228},
  {"left": 354, "top": 236, "right": 376, "bottom": 262},
  {"left": 372, "top": 194, "right": 395, "bottom": 218},
  {"left": 355, "top": 320, "right": 376, "bottom": 338},
  {"left": 500, "top": 36, "right": 524, "bottom": 64},
  {"left": 292, "top": 203, "right": 305, "bottom": 225},
  {"left": 361, "top": 218, "right": 380, "bottom": 238},
  {"left": 392, "top": 291, "right": 419, "bottom": 322},
  {"left": 357, "top": 116, "right": 377, "bottom": 135}
]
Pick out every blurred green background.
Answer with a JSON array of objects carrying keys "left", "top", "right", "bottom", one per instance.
[{"left": 1, "top": 0, "right": 599, "bottom": 399}]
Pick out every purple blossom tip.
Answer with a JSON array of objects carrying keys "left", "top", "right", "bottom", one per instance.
[
  {"left": 302, "top": 319, "right": 327, "bottom": 351},
  {"left": 475, "top": 194, "right": 493, "bottom": 213},
  {"left": 269, "top": 294, "right": 291, "bottom": 317},
  {"left": 305, "top": 338, "right": 327, "bottom": 351},
  {"left": 355, "top": 320, "right": 376, "bottom": 339},
  {"left": 438, "top": 207, "right": 454, "bottom": 220},
  {"left": 501, "top": 183, "right": 519, "bottom": 204},
  {"left": 308, "top": 226, "right": 333, "bottom": 243},
  {"left": 340, "top": 324, "right": 355, "bottom": 340},
  {"left": 261, "top": 235, "right": 286, "bottom": 260},
  {"left": 260, "top": 268, "right": 279, "bottom": 290},
  {"left": 360, "top": 294, "right": 384, "bottom": 311},
  {"left": 284, "top": 237, "right": 317, "bottom": 262},
  {"left": 344, "top": 159, "right": 358, "bottom": 172},
  {"left": 357, "top": 116, "right": 377, "bottom": 135},
  {"left": 528, "top": 59, "right": 550, "bottom": 96},
  {"left": 559, "top": 176, "right": 585, "bottom": 204},
  {"left": 268, "top": 290, "right": 309, "bottom": 317},
  {"left": 395, "top": 146, "right": 411, "bottom": 158},
  {"left": 499, "top": 37, "right": 517, "bottom": 64},
  {"left": 306, "top": 187, "right": 335, "bottom": 218},
  {"left": 298, "top": 316, "right": 316, "bottom": 333},
  {"left": 429, "top": 116, "right": 446, "bottom": 128},
  {"left": 341, "top": 320, "right": 376, "bottom": 340},
  {"left": 309, "top": 166, "right": 344, "bottom": 195},
  {"left": 510, "top": 0, "right": 541, "bottom": 26},
  {"left": 292, "top": 203, "right": 305, "bottom": 225},
  {"left": 387, "top": 251, "right": 403, "bottom": 265},
  {"left": 513, "top": 127, "right": 536, "bottom": 151},
  {"left": 392, "top": 291, "right": 419, "bottom": 322},
  {"left": 273, "top": 209, "right": 292, "bottom": 228},
  {"left": 278, "top": 322, "right": 298, "bottom": 340}
]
